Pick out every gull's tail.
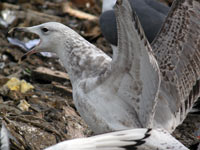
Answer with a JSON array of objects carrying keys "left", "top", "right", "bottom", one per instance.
[
  {"left": 0, "top": 123, "right": 10, "bottom": 150},
  {"left": 44, "top": 128, "right": 188, "bottom": 150}
]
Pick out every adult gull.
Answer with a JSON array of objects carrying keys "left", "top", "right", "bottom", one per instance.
[
  {"left": 9, "top": 0, "right": 200, "bottom": 136},
  {"left": 100, "top": 0, "right": 170, "bottom": 45}
]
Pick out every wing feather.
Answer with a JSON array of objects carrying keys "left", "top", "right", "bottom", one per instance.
[
  {"left": 152, "top": 0, "right": 200, "bottom": 129},
  {"left": 44, "top": 128, "right": 188, "bottom": 150},
  {"left": 106, "top": 0, "right": 161, "bottom": 127}
]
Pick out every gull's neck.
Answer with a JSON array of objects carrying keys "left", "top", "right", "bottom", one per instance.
[{"left": 57, "top": 29, "right": 112, "bottom": 87}]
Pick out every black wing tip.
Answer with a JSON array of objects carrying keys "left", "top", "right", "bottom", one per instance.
[{"left": 121, "top": 129, "right": 152, "bottom": 150}]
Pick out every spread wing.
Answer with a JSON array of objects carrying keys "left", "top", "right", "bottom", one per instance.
[
  {"left": 106, "top": 0, "right": 161, "bottom": 127},
  {"left": 152, "top": 0, "right": 200, "bottom": 126},
  {"left": 44, "top": 129, "right": 188, "bottom": 150}
]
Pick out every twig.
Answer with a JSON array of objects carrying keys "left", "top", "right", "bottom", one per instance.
[{"left": 62, "top": 2, "right": 98, "bottom": 21}]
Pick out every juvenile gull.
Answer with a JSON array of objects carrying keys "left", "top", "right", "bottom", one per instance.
[
  {"left": 100, "top": 0, "right": 169, "bottom": 45},
  {"left": 9, "top": 0, "right": 200, "bottom": 136},
  {"left": 44, "top": 128, "right": 188, "bottom": 150}
]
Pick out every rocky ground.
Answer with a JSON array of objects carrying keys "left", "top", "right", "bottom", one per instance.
[{"left": 0, "top": 0, "right": 199, "bottom": 149}]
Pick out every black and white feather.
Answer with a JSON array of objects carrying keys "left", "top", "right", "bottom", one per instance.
[{"left": 44, "top": 128, "right": 188, "bottom": 150}]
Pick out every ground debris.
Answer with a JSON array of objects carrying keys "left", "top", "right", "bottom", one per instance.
[
  {"left": 32, "top": 67, "right": 70, "bottom": 83},
  {"left": 4, "top": 77, "right": 34, "bottom": 93},
  {"left": 62, "top": 2, "right": 98, "bottom": 21}
]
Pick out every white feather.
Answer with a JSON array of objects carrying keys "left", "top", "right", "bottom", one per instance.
[
  {"left": 44, "top": 128, "right": 188, "bottom": 150},
  {"left": 0, "top": 124, "right": 10, "bottom": 150}
]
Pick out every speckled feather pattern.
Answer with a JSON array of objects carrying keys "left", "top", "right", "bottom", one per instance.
[
  {"left": 113, "top": 0, "right": 160, "bottom": 129},
  {"left": 151, "top": 0, "right": 200, "bottom": 131},
  {"left": 57, "top": 27, "right": 111, "bottom": 86}
]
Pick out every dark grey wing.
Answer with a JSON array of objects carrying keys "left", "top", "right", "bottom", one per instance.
[
  {"left": 152, "top": 0, "right": 200, "bottom": 126},
  {"left": 106, "top": 0, "right": 161, "bottom": 127},
  {"left": 99, "top": 10, "right": 118, "bottom": 46},
  {"left": 144, "top": 0, "right": 170, "bottom": 15},
  {"left": 129, "top": 0, "right": 169, "bottom": 42}
]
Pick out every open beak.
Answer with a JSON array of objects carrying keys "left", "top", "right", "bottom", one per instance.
[
  {"left": 8, "top": 27, "right": 40, "bottom": 61},
  {"left": 8, "top": 27, "right": 28, "bottom": 36}
]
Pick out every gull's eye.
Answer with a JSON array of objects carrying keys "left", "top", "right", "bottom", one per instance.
[{"left": 41, "top": 27, "right": 49, "bottom": 33}]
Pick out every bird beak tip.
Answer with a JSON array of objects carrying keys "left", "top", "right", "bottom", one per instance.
[
  {"left": 8, "top": 27, "right": 28, "bottom": 37},
  {"left": 20, "top": 48, "right": 38, "bottom": 62}
]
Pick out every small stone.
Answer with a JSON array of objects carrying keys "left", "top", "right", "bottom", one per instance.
[{"left": 17, "top": 99, "right": 30, "bottom": 111}]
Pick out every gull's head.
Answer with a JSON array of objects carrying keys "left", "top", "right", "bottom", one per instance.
[{"left": 9, "top": 22, "right": 68, "bottom": 60}]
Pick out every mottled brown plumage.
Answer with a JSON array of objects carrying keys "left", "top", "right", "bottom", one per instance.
[{"left": 151, "top": 0, "right": 200, "bottom": 131}]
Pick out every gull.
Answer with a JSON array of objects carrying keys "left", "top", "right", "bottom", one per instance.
[
  {"left": 9, "top": 0, "right": 200, "bottom": 136},
  {"left": 44, "top": 128, "right": 188, "bottom": 150},
  {"left": 100, "top": 0, "right": 169, "bottom": 45},
  {"left": 102, "top": 0, "right": 169, "bottom": 13}
]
